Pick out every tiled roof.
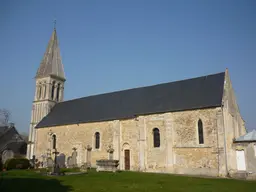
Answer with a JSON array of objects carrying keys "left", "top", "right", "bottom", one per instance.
[
  {"left": 235, "top": 130, "right": 256, "bottom": 142},
  {"left": 0, "top": 126, "right": 26, "bottom": 154},
  {"left": 35, "top": 28, "right": 65, "bottom": 80},
  {"left": 0, "top": 126, "right": 8, "bottom": 136},
  {"left": 36, "top": 71, "right": 225, "bottom": 128}
]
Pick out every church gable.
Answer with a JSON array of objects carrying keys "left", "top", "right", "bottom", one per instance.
[
  {"left": 222, "top": 69, "right": 246, "bottom": 138},
  {"left": 36, "top": 72, "right": 225, "bottom": 128},
  {"left": 222, "top": 70, "right": 241, "bottom": 115},
  {"left": 0, "top": 125, "right": 27, "bottom": 155}
]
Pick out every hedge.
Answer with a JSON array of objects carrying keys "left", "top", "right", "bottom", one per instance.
[{"left": 4, "top": 158, "right": 30, "bottom": 170}]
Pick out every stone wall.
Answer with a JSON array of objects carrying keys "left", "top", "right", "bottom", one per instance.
[
  {"left": 222, "top": 69, "right": 247, "bottom": 173},
  {"left": 35, "top": 121, "right": 114, "bottom": 167},
  {"left": 246, "top": 143, "right": 256, "bottom": 173},
  {"left": 171, "top": 109, "right": 219, "bottom": 176},
  {"left": 120, "top": 119, "right": 139, "bottom": 170},
  {"left": 35, "top": 107, "right": 222, "bottom": 176},
  {"left": 145, "top": 114, "right": 167, "bottom": 172}
]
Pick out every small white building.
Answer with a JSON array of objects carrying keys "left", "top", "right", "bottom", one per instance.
[{"left": 233, "top": 130, "right": 256, "bottom": 179}]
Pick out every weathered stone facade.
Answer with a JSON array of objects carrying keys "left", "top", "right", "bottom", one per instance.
[
  {"left": 35, "top": 107, "right": 227, "bottom": 176},
  {"left": 222, "top": 70, "right": 247, "bottom": 174},
  {"left": 27, "top": 28, "right": 66, "bottom": 159},
  {"left": 34, "top": 69, "right": 247, "bottom": 177},
  {"left": 27, "top": 76, "right": 64, "bottom": 159}
]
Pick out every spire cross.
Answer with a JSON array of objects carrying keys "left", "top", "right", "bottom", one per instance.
[{"left": 54, "top": 19, "right": 56, "bottom": 29}]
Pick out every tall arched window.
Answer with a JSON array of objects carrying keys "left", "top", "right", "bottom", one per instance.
[
  {"left": 56, "top": 83, "right": 60, "bottom": 101},
  {"left": 52, "top": 134, "right": 56, "bottom": 149},
  {"left": 43, "top": 83, "right": 47, "bottom": 99},
  {"left": 51, "top": 81, "right": 55, "bottom": 100},
  {"left": 37, "top": 85, "right": 42, "bottom": 99},
  {"left": 95, "top": 132, "right": 100, "bottom": 149},
  {"left": 198, "top": 119, "right": 204, "bottom": 144},
  {"left": 153, "top": 128, "right": 160, "bottom": 148}
]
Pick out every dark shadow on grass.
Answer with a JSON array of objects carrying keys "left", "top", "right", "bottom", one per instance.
[{"left": 0, "top": 177, "right": 73, "bottom": 192}]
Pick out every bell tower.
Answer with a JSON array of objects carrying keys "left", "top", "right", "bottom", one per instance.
[{"left": 27, "top": 24, "right": 66, "bottom": 159}]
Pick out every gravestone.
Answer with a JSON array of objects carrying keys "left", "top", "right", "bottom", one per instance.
[
  {"left": 71, "top": 150, "right": 77, "bottom": 167},
  {"left": 86, "top": 145, "right": 92, "bottom": 168},
  {"left": 47, "top": 157, "right": 53, "bottom": 168},
  {"left": 67, "top": 156, "right": 72, "bottom": 168},
  {"left": 2, "top": 150, "right": 14, "bottom": 164},
  {"left": 43, "top": 159, "right": 47, "bottom": 168},
  {"left": 57, "top": 153, "right": 66, "bottom": 168},
  {"left": 41, "top": 154, "right": 47, "bottom": 168}
]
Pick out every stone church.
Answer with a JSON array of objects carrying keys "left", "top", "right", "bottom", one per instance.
[{"left": 27, "top": 27, "right": 248, "bottom": 177}]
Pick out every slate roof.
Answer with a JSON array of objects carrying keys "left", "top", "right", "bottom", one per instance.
[
  {"left": 35, "top": 28, "right": 65, "bottom": 80},
  {"left": 0, "top": 126, "right": 8, "bottom": 136},
  {"left": 235, "top": 130, "right": 256, "bottom": 142},
  {"left": 36, "top": 71, "right": 225, "bottom": 128},
  {"left": 0, "top": 126, "right": 26, "bottom": 154},
  {"left": 3, "top": 141, "right": 27, "bottom": 155}
]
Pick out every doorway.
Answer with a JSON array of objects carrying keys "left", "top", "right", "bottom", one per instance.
[
  {"left": 236, "top": 150, "right": 246, "bottom": 171},
  {"left": 124, "top": 149, "right": 130, "bottom": 170}
]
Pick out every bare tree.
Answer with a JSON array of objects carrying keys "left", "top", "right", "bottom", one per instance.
[{"left": 0, "top": 108, "right": 11, "bottom": 125}]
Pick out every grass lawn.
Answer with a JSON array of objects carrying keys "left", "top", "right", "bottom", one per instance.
[{"left": 0, "top": 170, "right": 256, "bottom": 192}]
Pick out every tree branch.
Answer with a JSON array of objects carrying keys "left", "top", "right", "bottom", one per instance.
[{"left": 0, "top": 108, "right": 11, "bottom": 125}]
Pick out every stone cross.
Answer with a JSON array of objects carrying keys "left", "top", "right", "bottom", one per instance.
[{"left": 107, "top": 145, "right": 114, "bottom": 160}]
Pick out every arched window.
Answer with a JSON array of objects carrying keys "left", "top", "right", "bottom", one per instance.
[
  {"left": 37, "top": 85, "right": 42, "bottom": 99},
  {"left": 56, "top": 83, "right": 61, "bottom": 101},
  {"left": 95, "top": 132, "right": 100, "bottom": 149},
  {"left": 43, "top": 83, "right": 47, "bottom": 99},
  {"left": 51, "top": 81, "right": 55, "bottom": 100},
  {"left": 52, "top": 134, "right": 56, "bottom": 149},
  {"left": 198, "top": 119, "right": 204, "bottom": 144},
  {"left": 153, "top": 128, "right": 160, "bottom": 148}
]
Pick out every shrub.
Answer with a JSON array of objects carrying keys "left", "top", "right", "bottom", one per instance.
[
  {"left": 13, "top": 154, "right": 26, "bottom": 159},
  {"left": 4, "top": 158, "right": 30, "bottom": 170}
]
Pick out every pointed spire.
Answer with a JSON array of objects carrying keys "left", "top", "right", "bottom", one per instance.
[
  {"left": 54, "top": 19, "right": 56, "bottom": 30},
  {"left": 35, "top": 23, "right": 65, "bottom": 80}
]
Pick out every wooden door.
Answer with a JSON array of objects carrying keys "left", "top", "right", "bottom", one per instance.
[{"left": 124, "top": 149, "right": 130, "bottom": 170}]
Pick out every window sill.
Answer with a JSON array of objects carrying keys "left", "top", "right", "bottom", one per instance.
[{"left": 92, "top": 149, "right": 101, "bottom": 152}]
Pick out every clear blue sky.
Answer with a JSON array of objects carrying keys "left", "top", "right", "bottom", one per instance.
[{"left": 0, "top": 0, "right": 255, "bottom": 133}]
